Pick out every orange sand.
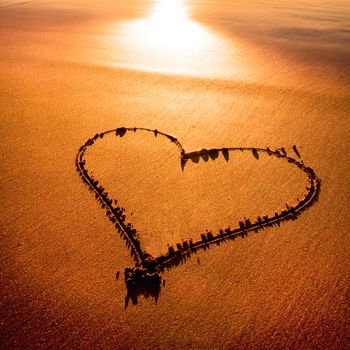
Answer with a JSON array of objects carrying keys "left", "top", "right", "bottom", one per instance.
[{"left": 1, "top": 1, "right": 349, "bottom": 348}]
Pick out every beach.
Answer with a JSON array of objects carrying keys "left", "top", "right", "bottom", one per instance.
[{"left": 1, "top": 0, "right": 349, "bottom": 348}]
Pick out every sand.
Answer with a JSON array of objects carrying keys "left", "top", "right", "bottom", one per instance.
[{"left": 1, "top": 0, "right": 349, "bottom": 348}]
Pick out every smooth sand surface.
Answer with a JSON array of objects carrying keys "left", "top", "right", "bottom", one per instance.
[{"left": 1, "top": 1, "right": 349, "bottom": 348}]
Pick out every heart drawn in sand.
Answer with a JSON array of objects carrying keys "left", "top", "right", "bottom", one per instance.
[{"left": 75, "top": 127, "right": 321, "bottom": 305}]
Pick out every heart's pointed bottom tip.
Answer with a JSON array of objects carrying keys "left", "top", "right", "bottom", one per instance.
[{"left": 123, "top": 257, "right": 162, "bottom": 307}]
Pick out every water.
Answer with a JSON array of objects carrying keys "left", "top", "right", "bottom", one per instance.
[
  {"left": 96, "top": 0, "right": 350, "bottom": 86},
  {"left": 1, "top": 0, "right": 349, "bottom": 88}
]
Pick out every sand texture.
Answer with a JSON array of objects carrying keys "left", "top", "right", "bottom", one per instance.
[{"left": 1, "top": 1, "right": 349, "bottom": 349}]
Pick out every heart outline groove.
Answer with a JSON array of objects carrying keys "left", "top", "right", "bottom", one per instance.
[{"left": 75, "top": 127, "right": 321, "bottom": 306}]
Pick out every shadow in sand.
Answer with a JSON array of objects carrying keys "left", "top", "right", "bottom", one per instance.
[
  {"left": 209, "top": 149, "right": 219, "bottom": 160},
  {"left": 76, "top": 126, "right": 321, "bottom": 306},
  {"left": 124, "top": 257, "right": 162, "bottom": 308},
  {"left": 293, "top": 145, "right": 301, "bottom": 158},
  {"left": 187, "top": 151, "right": 200, "bottom": 163},
  {"left": 222, "top": 148, "right": 229, "bottom": 162},
  {"left": 199, "top": 149, "right": 209, "bottom": 162}
]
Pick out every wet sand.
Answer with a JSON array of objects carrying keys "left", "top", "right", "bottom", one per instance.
[{"left": 1, "top": 1, "right": 349, "bottom": 348}]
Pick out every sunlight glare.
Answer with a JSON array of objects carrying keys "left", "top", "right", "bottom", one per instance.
[
  {"left": 144, "top": 0, "right": 198, "bottom": 50},
  {"left": 129, "top": 0, "right": 210, "bottom": 53},
  {"left": 103, "top": 0, "right": 248, "bottom": 79}
]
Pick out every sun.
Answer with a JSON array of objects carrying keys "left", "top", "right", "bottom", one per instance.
[
  {"left": 104, "top": 0, "right": 247, "bottom": 79},
  {"left": 137, "top": 0, "right": 204, "bottom": 51},
  {"left": 151, "top": 0, "right": 189, "bottom": 24}
]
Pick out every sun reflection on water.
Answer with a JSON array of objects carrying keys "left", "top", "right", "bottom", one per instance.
[
  {"left": 140, "top": 0, "right": 204, "bottom": 51},
  {"left": 104, "top": 0, "right": 248, "bottom": 79}
]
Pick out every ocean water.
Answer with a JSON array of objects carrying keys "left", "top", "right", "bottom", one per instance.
[{"left": 1, "top": 0, "right": 349, "bottom": 89}]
